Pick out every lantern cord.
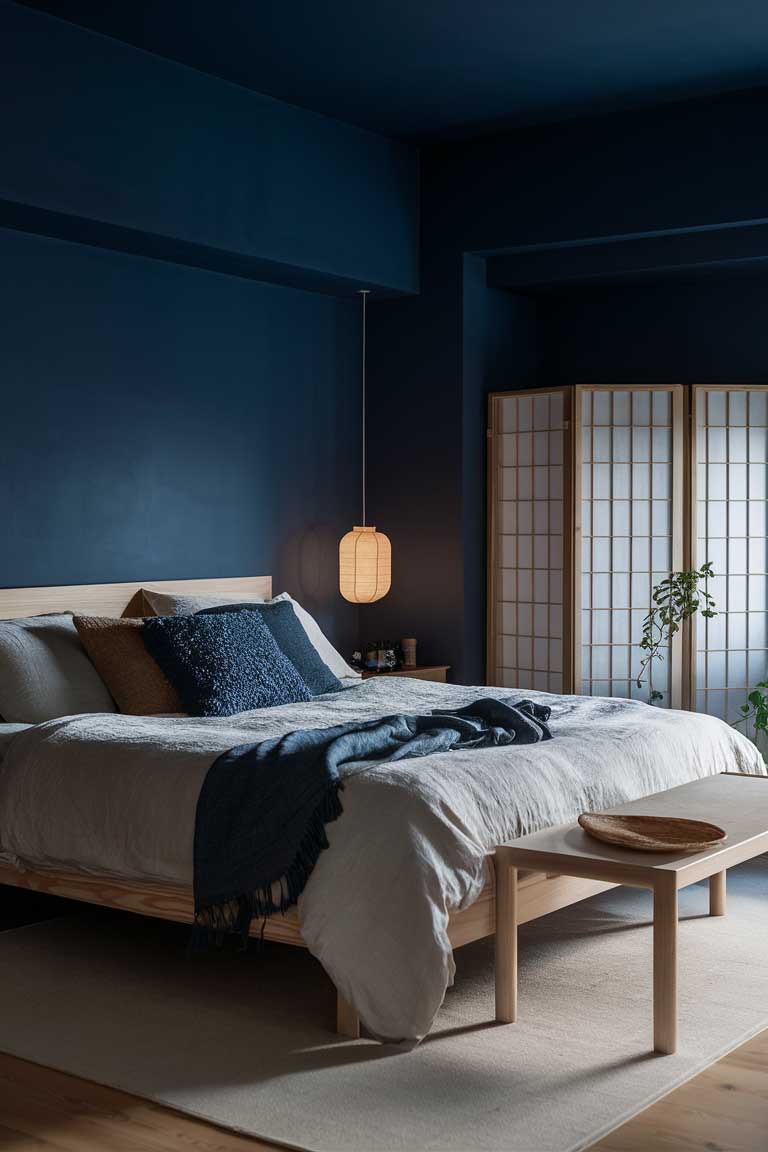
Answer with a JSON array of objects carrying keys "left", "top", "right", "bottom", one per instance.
[{"left": 360, "top": 289, "right": 369, "bottom": 527}]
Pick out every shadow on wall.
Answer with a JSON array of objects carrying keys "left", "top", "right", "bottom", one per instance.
[{"left": 278, "top": 523, "right": 359, "bottom": 658}]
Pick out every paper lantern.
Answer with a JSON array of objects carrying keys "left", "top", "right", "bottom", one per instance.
[
  {"left": 339, "top": 525, "right": 391, "bottom": 604},
  {"left": 339, "top": 289, "right": 391, "bottom": 604}
]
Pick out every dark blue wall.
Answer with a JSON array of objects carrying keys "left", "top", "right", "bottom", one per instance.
[
  {"left": 365, "top": 250, "right": 536, "bottom": 677},
  {"left": 539, "top": 275, "right": 768, "bottom": 386},
  {"left": 0, "top": 227, "right": 362, "bottom": 649},
  {"left": 10, "top": 0, "right": 768, "bottom": 677},
  {"left": 368, "top": 89, "right": 768, "bottom": 684},
  {"left": 0, "top": 1, "right": 418, "bottom": 295},
  {"left": 0, "top": 2, "right": 419, "bottom": 655},
  {"left": 461, "top": 259, "right": 537, "bottom": 680},
  {"left": 424, "top": 88, "right": 768, "bottom": 254}
]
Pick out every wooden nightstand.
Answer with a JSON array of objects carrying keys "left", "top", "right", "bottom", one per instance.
[{"left": 361, "top": 665, "right": 450, "bottom": 683}]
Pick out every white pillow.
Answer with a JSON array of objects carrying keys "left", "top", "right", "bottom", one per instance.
[
  {"left": 0, "top": 614, "right": 117, "bottom": 723},
  {"left": 140, "top": 588, "right": 361, "bottom": 683}
]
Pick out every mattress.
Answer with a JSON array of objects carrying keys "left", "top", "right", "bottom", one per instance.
[{"left": 0, "top": 680, "right": 763, "bottom": 1040}]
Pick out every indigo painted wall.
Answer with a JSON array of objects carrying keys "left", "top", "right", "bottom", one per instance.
[
  {"left": 539, "top": 275, "right": 768, "bottom": 386},
  {"left": 0, "top": 1, "right": 418, "bottom": 295},
  {"left": 0, "top": 226, "right": 363, "bottom": 649},
  {"left": 10, "top": 0, "right": 768, "bottom": 676},
  {"left": 0, "top": 2, "right": 418, "bottom": 655},
  {"left": 0, "top": 227, "right": 362, "bottom": 649},
  {"left": 368, "top": 89, "right": 768, "bottom": 684},
  {"left": 364, "top": 258, "right": 535, "bottom": 678}
]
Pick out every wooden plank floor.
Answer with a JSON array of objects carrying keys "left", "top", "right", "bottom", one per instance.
[
  {"left": 0, "top": 1030, "right": 764, "bottom": 1151},
  {"left": 590, "top": 1028, "right": 768, "bottom": 1152},
  {"left": 0, "top": 1052, "right": 273, "bottom": 1152}
]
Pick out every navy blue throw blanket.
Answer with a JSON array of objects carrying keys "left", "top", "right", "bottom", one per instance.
[{"left": 193, "top": 697, "right": 552, "bottom": 943}]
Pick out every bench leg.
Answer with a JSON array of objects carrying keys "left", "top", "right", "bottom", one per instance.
[
  {"left": 336, "top": 991, "right": 360, "bottom": 1038},
  {"left": 709, "top": 869, "right": 726, "bottom": 916},
  {"left": 495, "top": 857, "right": 518, "bottom": 1023},
  {"left": 653, "top": 876, "right": 678, "bottom": 1055}
]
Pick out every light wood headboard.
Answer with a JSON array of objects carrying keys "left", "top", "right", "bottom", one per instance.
[{"left": 0, "top": 576, "right": 273, "bottom": 620}]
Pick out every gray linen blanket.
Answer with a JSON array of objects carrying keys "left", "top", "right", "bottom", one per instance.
[
  {"left": 194, "top": 697, "right": 552, "bottom": 940},
  {"left": 0, "top": 723, "right": 31, "bottom": 764},
  {"left": 0, "top": 679, "right": 763, "bottom": 1040}
]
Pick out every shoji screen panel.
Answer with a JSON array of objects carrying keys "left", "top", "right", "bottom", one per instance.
[
  {"left": 488, "top": 389, "right": 573, "bottom": 692},
  {"left": 575, "top": 385, "right": 685, "bottom": 705},
  {"left": 693, "top": 386, "right": 768, "bottom": 723}
]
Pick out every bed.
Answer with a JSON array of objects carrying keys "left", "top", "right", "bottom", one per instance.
[{"left": 0, "top": 577, "right": 763, "bottom": 1043}]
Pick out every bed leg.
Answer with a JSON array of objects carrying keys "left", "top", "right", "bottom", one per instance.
[
  {"left": 336, "top": 991, "right": 361, "bottom": 1038},
  {"left": 495, "top": 852, "right": 518, "bottom": 1024}
]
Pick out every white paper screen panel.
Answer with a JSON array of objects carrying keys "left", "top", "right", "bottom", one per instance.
[
  {"left": 695, "top": 387, "right": 768, "bottom": 723},
  {"left": 577, "top": 386, "right": 683, "bottom": 705},
  {"left": 492, "top": 390, "right": 568, "bottom": 692}
]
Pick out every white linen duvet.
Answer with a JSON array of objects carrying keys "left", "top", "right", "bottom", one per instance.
[{"left": 0, "top": 679, "right": 763, "bottom": 1040}]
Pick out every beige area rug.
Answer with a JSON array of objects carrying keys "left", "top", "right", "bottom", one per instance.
[{"left": 0, "top": 860, "right": 766, "bottom": 1152}]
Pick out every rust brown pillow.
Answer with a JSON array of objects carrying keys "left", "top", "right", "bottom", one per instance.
[{"left": 73, "top": 616, "right": 183, "bottom": 716}]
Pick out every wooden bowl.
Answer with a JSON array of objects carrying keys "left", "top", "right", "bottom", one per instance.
[{"left": 578, "top": 812, "right": 727, "bottom": 853}]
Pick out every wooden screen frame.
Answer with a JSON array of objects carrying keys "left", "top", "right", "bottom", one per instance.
[
  {"left": 573, "top": 384, "right": 686, "bottom": 707},
  {"left": 688, "top": 384, "right": 768, "bottom": 721},
  {"left": 489, "top": 383, "right": 768, "bottom": 715},
  {"left": 488, "top": 384, "right": 686, "bottom": 703},
  {"left": 486, "top": 387, "right": 575, "bottom": 692}
]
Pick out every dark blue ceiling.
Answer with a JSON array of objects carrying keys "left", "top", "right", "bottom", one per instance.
[{"left": 18, "top": 0, "right": 768, "bottom": 138}]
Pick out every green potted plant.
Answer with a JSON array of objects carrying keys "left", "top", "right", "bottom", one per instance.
[
  {"left": 636, "top": 562, "right": 717, "bottom": 704},
  {"left": 734, "top": 682, "right": 768, "bottom": 754}
]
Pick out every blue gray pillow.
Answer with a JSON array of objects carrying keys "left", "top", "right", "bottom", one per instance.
[
  {"left": 143, "top": 611, "right": 311, "bottom": 717},
  {"left": 197, "top": 601, "right": 342, "bottom": 696}
]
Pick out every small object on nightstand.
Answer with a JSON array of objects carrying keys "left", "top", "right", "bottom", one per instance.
[
  {"left": 381, "top": 647, "right": 398, "bottom": 670},
  {"left": 401, "top": 638, "right": 417, "bottom": 668},
  {"left": 363, "top": 640, "right": 401, "bottom": 671}
]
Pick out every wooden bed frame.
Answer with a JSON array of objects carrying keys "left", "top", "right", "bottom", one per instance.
[{"left": 0, "top": 576, "right": 616, "bottom": 1039}]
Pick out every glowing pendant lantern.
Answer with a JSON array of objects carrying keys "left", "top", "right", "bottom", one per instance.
[
  {"left": 339, "top": 290, "right": 391, "bottom": 604},
  {"left": 339, "top": 525, "right": 391, "bottom": 603}
]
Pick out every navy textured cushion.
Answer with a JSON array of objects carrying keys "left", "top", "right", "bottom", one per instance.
[
  {"left": 197, "top": 601, "right": 342, "bottom": 696},
  {"left": 143, "top": 611, "right": 311, "bottom": 717}
]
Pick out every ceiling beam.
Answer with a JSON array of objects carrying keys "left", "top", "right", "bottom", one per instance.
[{"left": 486, "top": 220, "right": 768, "bottom": 291}]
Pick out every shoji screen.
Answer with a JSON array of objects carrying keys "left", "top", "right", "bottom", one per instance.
[
  {"left": 488, "top": 389, "right": 572, "bottom": 692},
  {"left": 575, "top": 386, "right": 684, "bottom": 705},
  {"left": 693, "top": 387, "right": 768, "bottom": 723}
]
